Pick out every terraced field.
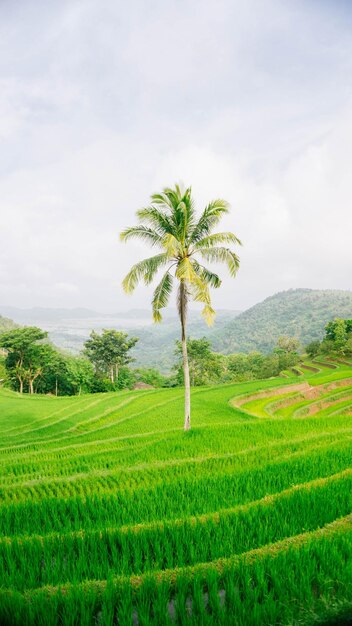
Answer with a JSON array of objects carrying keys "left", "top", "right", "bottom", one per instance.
[{"left": 1, "top": 358, "right": 352, "bottom": 625}]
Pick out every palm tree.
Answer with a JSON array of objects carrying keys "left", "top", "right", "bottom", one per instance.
[{"left": 120, "top": 183, "right": 241, "bottom": 430}]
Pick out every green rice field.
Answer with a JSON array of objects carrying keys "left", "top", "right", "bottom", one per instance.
[{"left": 1, "top": 358, "right": 352, "bottom": 625}]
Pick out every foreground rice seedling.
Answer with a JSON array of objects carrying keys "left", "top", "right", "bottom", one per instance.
[{"left": 0, "top": 361, "right": 351, "bottom": 624}]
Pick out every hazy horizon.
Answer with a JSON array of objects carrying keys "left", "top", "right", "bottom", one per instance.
[
  {"left": 1, "top": 0, "right": 352, "bottom": 312},
  {"left": 1, "top": 286, "right": 352, "bottom": 318}
]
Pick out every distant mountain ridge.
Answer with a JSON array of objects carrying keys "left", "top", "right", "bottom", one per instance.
[
  {"left": 0, "top": 306, "right": 240, "bottom": 322},
  {"left": 211, "top": 288, "right": 352, "bottom": 354},
  {"left": 1, "top": 289, "right": 351, "bottom": 372}
]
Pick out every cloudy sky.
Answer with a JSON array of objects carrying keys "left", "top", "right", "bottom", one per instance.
[{"left": 0, "top": 0, "right": 351, "bottom": 314}]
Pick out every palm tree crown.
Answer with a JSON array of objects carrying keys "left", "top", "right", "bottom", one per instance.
[{"left": 120, "top": 183, "right": 241, "bottom": 325}]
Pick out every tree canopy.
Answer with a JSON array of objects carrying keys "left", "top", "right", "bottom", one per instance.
[
  {"left": 84, "top": 330, "right": 138, "bottom": 383},
  {"left": 0, "top": 327, "right": 47, "bottom": 393}
]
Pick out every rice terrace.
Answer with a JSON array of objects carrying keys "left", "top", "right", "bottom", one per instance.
[{"left": 1, "top": 357, "right": 352, "bottom": 625}]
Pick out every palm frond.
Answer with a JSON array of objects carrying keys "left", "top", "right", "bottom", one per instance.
[
  {"left": 152, "top": 184, "right": 185, "bottom": 211},
  {"left": 176, "top": 200, "right": 187, "bottom": 243},
  {"left": 162, "top": 233, "right": 183, "bottom": 258},
  {"left": 176, "top": 257, "right": 200, "bottom": 285},
  {"left": 202, "top": 267, "right": 221, "bottom": 288},
  {"left": 189, "top": 276, "right": 215, "bottom": 326},
  {"left": 176, "top": 258, "right": 215, "bottom": 326},
  {"left": 189, "top": 199, "right": 230, "bottom": 244},
  {"left": 202, "top": 304, "right": 216, "bottom": 326},
  {"left": 120, "top": 226, "right": 163, "bottom": 247},
  {"left": 176, "top": 187, "right": 196, "bottom": 243},
  {"left": 151, "top": 185, "right": 195, "bottom": 244},
  {"left": 151, "top": 191, "right": 178, "bottom": 210},
  {"left": 193, "top": 231, "right": 242, "bottom": 250},
  {"left": 122, "top": 253, "right": 169, "bottom": 293},
  {"left": 192, "top": 261, "right": 222, "bottom": 288},
  {"left": 136, "top": 207, "right": 176, "bottom": 236},
  {"left": 176, "top": 258, "right": 214, "bottom": 300},
  {"left": 152, "top": 271, "right": 173, "bottom": 322},
  {"left": 197, "top": 246, "right": 240, "bottom": 277}
]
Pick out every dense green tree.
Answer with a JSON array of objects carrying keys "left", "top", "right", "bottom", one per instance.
[
  {"left": 84, "top": 330, "right": 138, "bottom": 383},
  {"left": 226, "top": 351, "right": 280, "bottom": 381},
  {"left": 133, "top": 368, "right": 168, "bottom": 388},
  {"left": 121, "top": 183, "right": 241, "bottom": 429},
  {"left": 65, "top": 356, "right": 95, "bottom": 394},
  {"left": 226, "top": 353, "right": 255, "bottom": 381},
  {"left": 273, "top": 335, "right": 300, "bottom": 373},
  {"left": 35, "top": 351, "right": 95, "bottom": 396},
  {"left": 330, "top": 318, "right": 347, "bottom": 355},
  {"left": 0, "top": 327, "right": 47, "bottom": 393},
  {"left": 37, "top": 346, "right": 64, "bottom": 395},
  {"left": 246, "top": 352, "right": 268, "bottom": 377},
  {"left": 345, "top": 336, "right": 352, "bottom": 355},
  {"left": 275, "top": 335, "right": 300, "bottom": 353},
  {"left": 306, "top": 340, "right": 321, "bottom": 358},
  {"left": 323, "top": 318, "right": 352, "bottom": 355},
  {"left": 0, "top": 328, "right": 96, "bottom": 396},
  {"left": 174, "top": 337, "right": 223, "bottom": 386}
]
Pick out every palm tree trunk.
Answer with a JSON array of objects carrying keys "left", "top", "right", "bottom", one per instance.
[{"left": 179, "top": 282, "right": 191, "bottom": 431}]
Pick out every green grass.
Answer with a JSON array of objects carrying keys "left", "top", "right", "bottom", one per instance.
[{"left": 0, "top": 360, "right": 352, "bottom": 624}]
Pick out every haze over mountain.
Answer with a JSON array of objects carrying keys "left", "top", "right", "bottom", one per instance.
[
  {"left": 2, "top": 288, "right": 351, "bottom": 372},
  {"left": 0, "top": 306, "right": 241, "bottom": 370}
]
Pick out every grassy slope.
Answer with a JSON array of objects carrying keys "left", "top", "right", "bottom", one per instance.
[{"left": 0, "top": 360, "right": 352, "bottom": 625}]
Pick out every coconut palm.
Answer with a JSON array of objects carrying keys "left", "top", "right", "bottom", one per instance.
[{"left": 120, "top": 183, "right": 241, "bottom": 430}]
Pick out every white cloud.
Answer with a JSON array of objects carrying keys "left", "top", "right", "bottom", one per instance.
[
  {"left": 54, "top": 282, "right": 79, "bottom": 293},
  {"left": 0, "top": 0, "right": 351, "bottom": 312}
]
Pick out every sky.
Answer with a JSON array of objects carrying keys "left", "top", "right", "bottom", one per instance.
[{"left": 0, "top": 0, "right": 351, "bottom": 314}]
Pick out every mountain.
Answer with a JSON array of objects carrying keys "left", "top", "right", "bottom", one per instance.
[
  {"left": 1, "top": 289, "right": 351, "bottom": 372},
  {"left": 210, "top": 288, "right": 352, "bottom": 354}
]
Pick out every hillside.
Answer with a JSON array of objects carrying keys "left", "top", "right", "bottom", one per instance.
[
  {"left": 132, "top": 288, "right": 352, "bottom": 367},
  {"left": 0, "top": 359, "right": 352, "bottom": 624},
  {"left": 130, "top": 309, "right": 241, "bottom": 371},
  {"left": 211, "top": 288, "right": 352, "bottom": 354}
]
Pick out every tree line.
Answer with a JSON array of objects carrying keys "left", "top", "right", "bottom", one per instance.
[
  {"left": 0, "top": 328, "right": 138, "bottom": 395},
  {"left": 0, "top": 317, "right": 350, "bottom": 397}
]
